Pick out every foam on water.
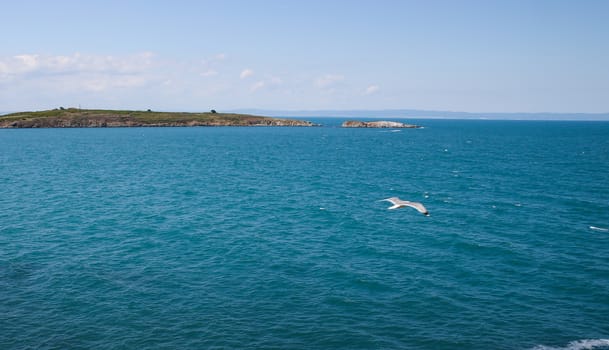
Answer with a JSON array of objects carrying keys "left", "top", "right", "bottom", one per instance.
[{"left": 532, "top": 339, "right": 609, "bottom": 350}]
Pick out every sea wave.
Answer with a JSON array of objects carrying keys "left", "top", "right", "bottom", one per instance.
[{"left": 532, "top": 339, "right": 609, "bottom": 350}]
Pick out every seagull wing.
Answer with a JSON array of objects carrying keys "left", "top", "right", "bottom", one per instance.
[
  {"left": 383, "top": 197, "right": 401, "bottom": 205},
  {"left": 382, "top": 197, "right": 404, "bottom": 209},
  {"left": 403, "top": 201, "right": 429, "bottom": 215}
]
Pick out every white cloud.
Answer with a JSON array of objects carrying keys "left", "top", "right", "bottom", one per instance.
[
  {"left": 0, "top": 52, "right": 351, "bottom": 111},
  {"left": 364, "top": 85, "right": 380, "bottom": 95},
  {"left": 83, "top": 75, "right": 148, "bottom": 92},
  {"left": 201, "top": 53, "right": 227, "bottom": 66},
  {"left": 200, "top": 69, "right": 218, "bottom": 77},
  {"left": 315, "top": 74, "right": 344, "bottom": 88},
  {"left": 250, "top": 76, "right": 282, "bottom": 92},
  {"left": 0, "top": 52, "right": 156, "bottom": 77},
  {"left": 0, "top": 54, "right": 42, "bottom": 76},
  {"left": 0, "top": 52, "right": 161, "bottom": 97},
  {"left": 0, "top": 51, "right": 244, "bottom": 110},
  {"left": 251, "top": 80, "right": 265, "bottom": 91},
  {"left": 240, "top": 68, "right": 254, "bottom": 79},
  {"left": 14, "top": 54, "right": 40, "bottom": 71}
]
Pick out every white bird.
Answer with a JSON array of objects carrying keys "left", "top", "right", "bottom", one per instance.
[{"left": 382, "top": 197, "right": 429, "bottom": 216}]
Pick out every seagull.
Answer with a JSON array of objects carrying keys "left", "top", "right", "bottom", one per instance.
[{"left": 382, "top": 197, "right": 430, "bottom": 216}]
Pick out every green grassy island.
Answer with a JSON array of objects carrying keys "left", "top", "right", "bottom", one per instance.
[{"left": 0, "top": 108, "right": 316, "bottom": 128}]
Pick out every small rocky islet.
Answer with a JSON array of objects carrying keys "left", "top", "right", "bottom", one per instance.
[{"left": 341, "top": 120, "right": 421, "bottom": 128}]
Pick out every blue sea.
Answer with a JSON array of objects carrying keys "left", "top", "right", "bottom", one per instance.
[{"left": 1, "top": 119, "right": 609, "bottom": 350}]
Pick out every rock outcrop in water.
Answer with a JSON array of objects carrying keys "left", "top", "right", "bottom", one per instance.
[
  {"left": 341, "top": 120, "right": 421, "bottom": 128},
  {"left": 0, "top": 108, "right": 317, "bottom": 128}
]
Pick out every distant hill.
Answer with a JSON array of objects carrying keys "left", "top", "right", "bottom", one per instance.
[
  {"left": 230, "top": 109, "right": 609, "bottom": 121},
  {"left": 0, "top": 108, "right": 316, "bottom": 128}
]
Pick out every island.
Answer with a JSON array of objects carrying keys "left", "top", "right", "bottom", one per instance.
[
  {"left": 0, "top": 108, "right": 317, "bottom": 128},
  {"left": 341, "top": 120, "right": 421, "bottom": 128}
]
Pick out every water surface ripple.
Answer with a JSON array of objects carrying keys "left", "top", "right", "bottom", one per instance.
[{"left": 1, "top": 120, "right": 609, "bottom": 349}]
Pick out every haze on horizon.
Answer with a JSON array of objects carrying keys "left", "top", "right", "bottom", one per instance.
[{"left": 1, "top": 0, "right": 608, "bottom": 116}]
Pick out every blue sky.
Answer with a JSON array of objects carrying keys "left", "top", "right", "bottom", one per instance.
[{"left": 1, "top": 0, "right": 608, "bottom": 113}]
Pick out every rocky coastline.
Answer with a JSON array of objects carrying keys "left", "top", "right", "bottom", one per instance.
[
  {"left": 341, "top": 120, "right": 421, "bottom": 128},
  {"left": 0, "top": 109, "right": 317, "bottom": 128}
]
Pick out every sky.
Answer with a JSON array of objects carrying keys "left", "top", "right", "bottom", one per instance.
[{"left": 1, "top": 0, "right": 608, "bottom": 114}]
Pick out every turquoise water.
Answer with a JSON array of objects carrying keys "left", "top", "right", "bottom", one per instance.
[{"left": 1, "top": 120, "right": 609, "bottom": 349}]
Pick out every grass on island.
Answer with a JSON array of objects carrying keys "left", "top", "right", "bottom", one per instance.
[{"left": 1, "top": 108, "right": 262, "bottom": 122}]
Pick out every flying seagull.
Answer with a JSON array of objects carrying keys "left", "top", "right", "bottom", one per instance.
[{"left": 382, "top": 197, "right": 430, "bottom": 216}]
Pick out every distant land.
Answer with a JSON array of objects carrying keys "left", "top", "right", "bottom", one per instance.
[
  {"left": 0, "top": 109, "right": 315, "bottom": 128},
  {"left": 230, "top": 109, "right": 609, "bottom": 121},
  {"left": 3, "top": 109, "right": 609, "bottom": 121}
]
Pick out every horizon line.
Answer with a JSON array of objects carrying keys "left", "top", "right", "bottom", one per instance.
[{"left": 3, "top": 107, "right": 609, "bottom": 121}]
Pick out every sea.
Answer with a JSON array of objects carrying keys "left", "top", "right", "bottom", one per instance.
[{"left": 1, "top": 118, "right": 608, "bottom": 350}]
